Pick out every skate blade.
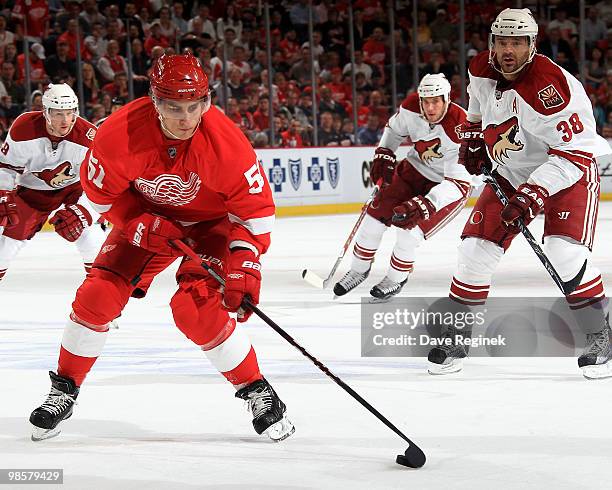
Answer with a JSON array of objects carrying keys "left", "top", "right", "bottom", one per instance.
[
  {"left": 581, "top": 360, "right": 612, "bottom": 380},
  {"left": 110, "top": 319, "right": 119, "bottom": 329},
  {"left": 368, "top": 296, "right": 393, "bottom": 304},
  {"left": 428, "top": 359, "right": 463, "bottom": 375},
  {"left": 263, "top": 416, "right": 295, "bottom": 442},
  {"left": 31, "top": 425, "right": 61, "bottom": 442}
]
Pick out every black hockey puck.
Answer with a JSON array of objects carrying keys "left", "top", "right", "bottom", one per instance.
[
  {"left": 301, "top": 269, "right": 307, "bottom": 278},
  {"left": 395, "top": 445, "right": 426, "bottom": 468}
]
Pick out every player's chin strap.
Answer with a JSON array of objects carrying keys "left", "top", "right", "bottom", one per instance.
[
  {"left": 169, "top": 238, "right": 426, "bottom": 468},
  {"left": 482, "top": 167, "right": 586, "bottom": 295}
]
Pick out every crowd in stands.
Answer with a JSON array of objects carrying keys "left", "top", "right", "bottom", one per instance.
[{"left": 0, "top": 0, "right": 611, "bottom": 147}]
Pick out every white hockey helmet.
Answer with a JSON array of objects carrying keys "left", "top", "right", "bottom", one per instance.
[
  {"left": 417, "top": 73, "right": 451, "bottom": 123},
  {"left": 488, "top": 8, "right": 538, "bottom": 74},
  {"left": 42, "top": 83, "right": 79, "bottom": 135}
]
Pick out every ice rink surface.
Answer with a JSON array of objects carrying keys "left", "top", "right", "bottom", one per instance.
[{"left": 1, "top": 204, "right": 612, "bottom": 489}]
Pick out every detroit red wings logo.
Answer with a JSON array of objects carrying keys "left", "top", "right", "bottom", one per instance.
[
  {"left": 414, "top": 138, "right": 443, "bottom": 164},
  {"left": 33, "top": 161, "right": 77, "bottom": 188},
  {"left": 135, "top": 172, "right": 201, "bottom": 206},
  {"left": 483, "top": 116, "right": 524, "bottom": 165}
]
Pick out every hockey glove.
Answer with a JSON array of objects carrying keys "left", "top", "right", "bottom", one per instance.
[
  {"left": 500, "top": 183, "right": 548, "bottom": 234},
  {"left": 457, "top": 121, "right": 490, "bottom": 175},
  {"left": 392, "top": 195, "right": 436, "bottom": 230},
  {"left": 0, "top": 190, "right": 19, "bottom": 228},
  {"left": 223, "top": 249, "right": 261, "bottom": 322},
  {"left": 125, "top": 213, "right": 185, "bottom": 256},
  {"left": 370, "top": 147, "right": 396, "bottom": 185},
  {"left": 50, "top": 204, "right": 93, "bottom": 242}
]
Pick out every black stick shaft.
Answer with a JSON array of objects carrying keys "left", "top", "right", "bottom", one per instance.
[{"left": 171, "top": 239, "right": 423, "bottom": 450}]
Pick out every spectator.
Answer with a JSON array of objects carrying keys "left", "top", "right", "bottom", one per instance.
[
  {"left": 280, "top": 29, "right": 300, "bottom": 64},
  {"left": 182, "top": 17, "right": 211, "bottom": 51},
  {"left": 281, "top": 118, "right": 304, "bottom": 147},
  {"left": 97, "top": 40, "right": 128, "bottom": 84},
  {"left": 0, "top": 15, "right": 15, "bottom": 51},
  {"left": 81, "top": 61, "right": 99, "bottom": 114},
  {"left": 271, "top": 49, "right": 290, "bottom": 75},
  {"left": 422, "top": 51, "right": 445, "bottom": 77},
  {"left": 101, "top": 71, "right": 129, "bottom": 99},
  {"left": 332, "top": 114, "right": 352, "bottom": 146},
  {"left": 238, "top": 97, "right": 256, "bottom": 132},
  {"left": 105, "top": 4, "right": 125, "bottom": 34},
  {"left": 280, "top": 91, "right": 309, "bottom": 128},
  {"left": 187, "top": 5, "right": 215, "bottom": 39},
  {"left": 584, "top": 47, "right": 607, "bottom": 90},
  {"left": 12, "top": 0, "right": 49, "bottom": 42},
  {"left": 342, "top": 50, "right": 373, "bottom": 82},
  {"left": 226, "top": 97, "right": 245, "bottom": 128},
  {"left": 357, "top": 113, "right": 382, "bottom": 145},
  {"left": 130, "top": 38, "right": 149, "bottom": 76},
  {"left": 217, "top": 27, "right": 240, "bottom": 61},
  {"left": 57, "top": 18, "right": 89, "bottom": 61},
  {"left": 539, "top": 27, "right": 574, "bottom": 66},
  {"left": 30, "top": 89, "right": 43, "bottom": 110},
  {"left": 590, "top": 93, "right": 606, "bottom": 133},
  {"left": 366, "top": 90, "right": 389, "bottom": 125},
  {"left": 584, "top": 7, "right": 607, "bottom": 50},
  {"left": 145, "top": 20, "right": 171, "bottom": 56},
  {"left": 602, "top": 111, "right": 612, "bottom": 140},
  {"left": 252, "top": 97, "right": 271, "bottom": 131},
  {"left": 158, "top": 6, "right": 178, "bottom": 45},
  {"left": 44, "top": 40, "right": 76, "bottom": 82},
  {"left": 319, "top": 84, "right": 347, "bottom": 118},
  {"left": 265, "top": 116, "right": 283, "bottom": 146},
  {"left": 328, "top": 68, "right": 351, "bottom": 105},
  {"left": 301, "top": 31, "right": 324, "bottom": 61},
  {"left": 290, "top": 0, "right": 316, "bottom": 42},
  {"left": 347, "top": 92, "right": 370, "bottom": 127},
  {"left": 430, "top": 9, "right": 457, "bottom": 51},
  {"left": 104, "top": 18, "right": 124, "bottom": 44},
  {"left": 216, "top": 2, "right": 242, "bottom": 42},
  {"left": 79, "top": 0, "right": 105, "bottom": 32},
  {"left": 89, "top": 103, "right": 106, "bottom": 125},
  {"left": 317, "top": 111, "right": 342, "bottom": 146},
  {"left": 416, "top": 10, "right": 432, "bottom": 48},
  {"left": 15, "top": 43, "right": 47, "bottom": 83},
  {"left": 547, "top": 8, "right": 577, "bottom": 44},
  {"left": 354, "top": 71, "right": 373, "bottom": 93},
  {"left": 289, "top": 46, "right": 320, "bottom": 88},
  {"left": 362, "top": 27, "right": 386, "bottom": 67},
  {"left": 136, "top": 7, "right": 152, "bottom": 36},
  {"left": 0, "top": 61, "right": 25, "bottom": 109},
  {"left": 441, "top": 49, "right": 461, "bottom": 80},
  {"left": 171, "top": 2, "right": 188, "bottom": 36},
  {"left": 84, "top": 22, "right": 108, "bottom": 63},
  {"left": 227, "top": 68, "right": 246, "bottom": 100},
  {"left": 297, "top": 91, "right": 314, "bottom": 124}
]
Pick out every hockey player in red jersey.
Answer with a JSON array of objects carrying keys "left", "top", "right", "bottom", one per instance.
[
  {"left": 428, "top": 9, "right": 611, "bottom": 379},
  {"left": 29, "top": 54, "right": 295, "bottom": 441},
  {"left": 333, "top": 74, "right": 473, "bottom": 300},
  {"left": 0, "top": 84, "right": 105, "bottom": 281}
]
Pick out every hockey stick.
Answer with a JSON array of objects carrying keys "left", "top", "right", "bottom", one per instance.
[
  {"left": 482, "top": 167, "right": 586, "bottom": 295},
  {"left": 171, "top": 238, "right": 426, "bottom": 468},
  {"left": 301, "top": 187, "right": 378, "bottom": 289}
]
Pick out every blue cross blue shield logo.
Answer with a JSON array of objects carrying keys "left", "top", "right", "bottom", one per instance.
[
  {"left": 288, "top": 158, "right": 302, "bottom": 191},
  {"left": 326, "top": 157, "right": 340, "bottom": 189},
  {"left": 307, "top": 157, "right": 324, "bottom": 191},
  {"left": 268, "top": 158, "right": 286, "bottom": 192}
]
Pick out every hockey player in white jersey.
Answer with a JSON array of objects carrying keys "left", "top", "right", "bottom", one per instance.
[
  {"left": 0, "top": 84, "right": 105, "bottom": 281},
  {"left": 333, "top": 74, "right": 473, "bottom": 300},
  {"left": 429, "top": 8, "right": 612, "bottom": 378}
]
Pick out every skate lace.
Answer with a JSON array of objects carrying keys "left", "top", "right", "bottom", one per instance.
[
  {"left": 339, "top": 270, "right": 367, "bottom": 289},
  {"left": 375, "top": 277, "right": 401, "bottom": 294},
  {"left": 585, "top": 330, "right": 610, "bottom": 354},
  {"left": 245, "top": 388, "right": 273, "bottom": 419},
  {"left": 40, "top": 387, "right": 77, "bottom": 416}
]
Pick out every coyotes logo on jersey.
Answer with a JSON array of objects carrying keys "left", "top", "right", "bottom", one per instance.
[
  {"left": 134, "top": 172, "right": 201, "bottom": 206},
  {"left": 483, "top": 116, "right": 524, "bottom": 165},
  {"left": 414, "top": 138, "right": 443, "bottom": 164},
  {"left": 33, "top": 161, "right": 77, "bottom": 188}
]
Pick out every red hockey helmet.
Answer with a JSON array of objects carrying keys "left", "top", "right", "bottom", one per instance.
[{"left": 150, "top": 53, "right": 209, "bottom": 100}]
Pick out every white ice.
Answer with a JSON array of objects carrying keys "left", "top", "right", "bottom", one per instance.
[{"left": 1, "top": 204, "right": 612, "bottom": 489}]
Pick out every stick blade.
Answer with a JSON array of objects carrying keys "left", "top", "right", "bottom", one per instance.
[
  {"left": 302, "top": 269, "right": 325, "bottom": 289},
  {"left": 561, "top": 259, "right": 587, "bottom": 295},
  {"left": 396, "top": 445, "right": 426, "bottom": 468}
]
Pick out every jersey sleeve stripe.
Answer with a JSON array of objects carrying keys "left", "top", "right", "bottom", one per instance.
[
  {"left": 228, "top": 213, "right": 275, "bottom": 235},
  {"left": 0, "top": 162, "right": 25, "bottom": 174}
]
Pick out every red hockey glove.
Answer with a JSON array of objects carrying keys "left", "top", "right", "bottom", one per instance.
[
  {"left": 0, "top": 190, "right": 19, "bottom": 228},
  {"left": 392, "top": 195, "right": 436, "bottom": 230},
  {"left": 125, "top": 213, "right": 185, "bottom": 256},
  {"left": 457, "top": 121, "right": 490, "bottom": 175},
  {"left": 370, "top": 147, "right": 396, "bottom": 185},
  {"left": 500, "top": 183, "right": 548, "bottom": 234},
  {"left": 223, "top": 249, "right": 261, "bottom": 322},
  {"left": 49, "top": 204, "right": 93, "bottom": 242}
]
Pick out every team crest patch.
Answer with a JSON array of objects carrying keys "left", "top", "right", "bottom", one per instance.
[
  {"left": 326, "top": 157, "right": 340, "bottom": 189},
  {"left": 135, "top": 172, "right": 201, "bottom": 206},
  {"left": 483, "top": 116, "right": 523, "bottom": 165},
  {"left": 537, "top": 84, "right": 564, "bottom": 109},
  {"left": 33, "top": 161, "right": 77, "bottom": 188},
  {"left": 414, "top": 138, "right": 443, "bottom": 165}
]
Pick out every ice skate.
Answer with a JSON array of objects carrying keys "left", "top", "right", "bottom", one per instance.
[
  {"left": 30, "top": 371, "right": 79, "bottom": 441},
  {"left": 428, "top": 326, "right": 471, "bottom": 375},
  {"left": 578, "top": 318, "right": 612, "bottom": 380},
  {"left": 333, "top": 268, "right": 370, "bottom": 297},
  {"left": 236, "top": 378, "right": 295, "bottom": 442},
  {"left": 369, "top": 276, "right": 407, "bottom": 302}
]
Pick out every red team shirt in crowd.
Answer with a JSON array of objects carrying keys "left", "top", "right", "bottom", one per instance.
[
  {"left": 12, "top": 0, "right": 49, "bottom": 39},
  {"left": 82, "top": 97, "right": 275, "bottom": 255}
]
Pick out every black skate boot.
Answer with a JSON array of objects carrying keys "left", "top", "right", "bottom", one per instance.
[
  {"left": 30, "top": 371, "right": 79, "bottom": 441},
  {"left": 235, "top": 378, "right": 295, "bottom": 442},
  {"left": 428, "top": 326, "right": 471, "bottom": 375},
  {"left": 578, "top": 316, "right": 612, "bottom": 380},
  {"left": 333, "top": 268, "right": 370, "bottom": 297},
  {"left": 370, "top": 276, "right": 408, "bottom": 301}
]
